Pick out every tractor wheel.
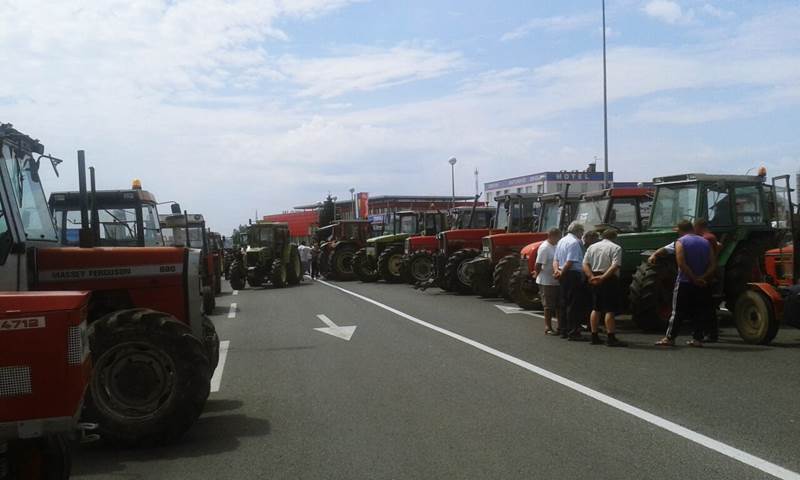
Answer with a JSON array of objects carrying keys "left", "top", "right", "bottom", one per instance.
[
  {"left": 724, "top": 242, "right": 768, "bottom": 313},
  {"left": 84, "top": 308, "right": 209, "bottom": 446},
  {"left": 7, "top": 434, "right": 71, "bottom": 480},
  {"left": 493, "top": 253, "right": 520, "bottom": 301},
  {"left": 229, "top": 260, "right": 246, "bottom": 290},
  {"left": 378, "top": 246, "right": 405, "bottom": 283},
  {"left": 509, "top": 267, "right": 540, "bottom": 310},
  {"left": 444, "top": 249, "right": 480, "bottom": 294},
  {"left": 202, "top": 316, "right": 220, "bottom": 372},
  {"left": 734, "top": 290, "right": 779, "bottom": 345},
  {"left": 472, "top": 268, "right": 497, "bottom": 298},
  {"left": 353, "top": 248, "right": 379, "bottom": 282},
  {"left": 330, "top": 244, "right": 357, "bottom": 281},
  {"left": 287, "top": 246, "right": 302, "bottom": 285},
  {"left": 406, "top": 250, "right": 435, "bottom": 284},
  {"left": 201, "top": 286, "right": 215, "bottom": 315},
  {"left": 246, "top": 272, "right": 264, "bottom": 288},
  {"left": 270, "top": 258, "right": 287, "bottom": 288},
  {"left": 628, "top": 259, "right": 678, "bottom": 332}
]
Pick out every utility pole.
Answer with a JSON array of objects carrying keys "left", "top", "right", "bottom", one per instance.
[
  {"left": 474, "top": 168, "right": 479, "bottom": 198},
  {"left": 449, "top": 157, "right": 457, "bottom": 209},
  {"left": 602, "top": 0, "right": 610, "bottom": 189}
]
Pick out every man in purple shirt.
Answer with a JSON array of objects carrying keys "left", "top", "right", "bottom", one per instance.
[{"left": 656, "top": 220, "right": 717, "bottom": 347}]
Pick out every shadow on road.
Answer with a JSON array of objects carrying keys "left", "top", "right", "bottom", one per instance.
[{"left": 72, "top": 408, "right": 272, "bottom": 476}]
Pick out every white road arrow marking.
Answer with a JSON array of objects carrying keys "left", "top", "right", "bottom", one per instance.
[
  {"left": 314, "top": 314, "right": 357, "bottom": 341},
  {"left": 495, "top": 304, "right": 543, "bottom": 318}
]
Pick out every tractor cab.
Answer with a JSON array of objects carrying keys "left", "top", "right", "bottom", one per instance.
[
  {"left": 354, "top": 211, "right": 426, "bottom": 283},
  {"left": 492, "top": 193, "right": 540, "bottom": 233},
  {"left": 418, "top": 211, "right": 448, "bottom": 236},
  {"left": 535, "top": 192, "right": 578, "bottom": 233},
  {"left": 50, "top": 184, "right": 163, "bottom": 247},
  {"left": 623, "top": 172, "right": 789, "bottom": 332},
  {"left": 452, "top": 206, "right": 495, "bottom": 229},
  {"left": 573, "top": 187, "right": 653, "bottom": 233}
]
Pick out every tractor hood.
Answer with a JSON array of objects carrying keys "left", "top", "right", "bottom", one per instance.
[
  {"left": 246, "top": 246, "right": 269, "bottom": 253},
  {"left": 367, "top": 233, "right": 411, "bottom": 244},
  {"left": 616, "top": 229, "right": 678, "bottom": 274}
]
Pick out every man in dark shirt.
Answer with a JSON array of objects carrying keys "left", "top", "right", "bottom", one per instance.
[{"left": 656, "top": 220, "right": 717, "bottom": 347}]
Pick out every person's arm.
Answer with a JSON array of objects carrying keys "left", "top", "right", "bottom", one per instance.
[
  {"left": 700, "top": 246, "right": 717, "bottom": 281},
  {"left": 582, "top": 258, "right": 594, "bottom": 282},
  {"left": 600, "top": 247, "right": 622, "bottom": 281},
  {"left": 675, "top": 240, "right": 702, "bottom": 285},
  {"left": 649, "top": 242, "right": 675, "bottom": 264}
]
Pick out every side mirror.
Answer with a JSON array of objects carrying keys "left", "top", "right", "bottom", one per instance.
[{"left": 170, "top": 203, "right": 181, "bottom": 214}]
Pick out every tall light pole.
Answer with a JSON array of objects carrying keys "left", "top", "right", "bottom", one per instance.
[
  {"left": 449, "top": 157, "right": 457, "bottom": 209},
  {"left": 602, "top": 0, "right": 610, "bottom": 189},
  {"left": 349, "top": 187, "right": 356, "bottom": 219}
]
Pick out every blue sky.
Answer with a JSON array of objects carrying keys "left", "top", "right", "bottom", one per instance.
[{"left": 2, "top": 0, "right": 799, "bottom": 233}]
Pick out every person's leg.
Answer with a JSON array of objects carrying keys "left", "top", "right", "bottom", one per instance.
[
  {"left": 689, "top": 285, "right": 711, "bottom": 344},
  {"left": 660, "top": 281, "right": 686, "bottom": 345},
  {"left": 559, "top": 279, "right": 571, "bottom": 338},
  {"left": 566, "top": 272, "right": 587, "bottom": 340}
]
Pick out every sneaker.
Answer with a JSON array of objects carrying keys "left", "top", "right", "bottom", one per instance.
[
  {"left": 606, "top": 335, "right": 628, "bottom": 347},
  {"left": 686, "top": 339, "right": 703, "bottom": 348},
  {"left": 655, "top": 337, "right": 674, "bottom": 347},
  {"left": 559, "top": 331, "right": 569, "bottom": 339},
  {"left": 590, "top": 334, "right": 603, "bottom": 345}
]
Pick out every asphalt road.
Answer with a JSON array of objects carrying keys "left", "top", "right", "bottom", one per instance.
[{"left": 72, "top": 277, "right": 800, "bottom": 479}]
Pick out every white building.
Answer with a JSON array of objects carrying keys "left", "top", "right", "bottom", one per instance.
[{"left": 484, "top": 167, "right": 615, "bottom": 205}]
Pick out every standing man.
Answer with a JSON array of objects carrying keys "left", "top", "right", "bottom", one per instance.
[
  {"left": 583, "top": 229, "right": 627, "bottom": 347},
  {"left": 693, "top": 218, "right": 722, "bottom": 342},
  {"left": 311, "top": 242, "right": 321, "bottom": 279},
  {"left": 298, "top": 241, "right": 312, "bottom": 277},
  {"left": 656, "top": 220, "right": 716, "bottom": 347},
  {"left": 535, "top": 227, "right": 562, "bottom": 335},
  {"left": 553, "top": 221, "right": 588, "bottom": 341}
]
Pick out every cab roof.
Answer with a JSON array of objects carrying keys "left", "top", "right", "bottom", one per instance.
[
  {"left": 160, "top": 213, "right": 206, "bottom": 228},
  {"left": 653, "top": 173, "right": 767, "bottom": 185},
  {"left": 50, "top": 189, "right": 158, "bottom": 207},
  {"left": 582, "top": 187, "right": 653, "bottom": 200}
]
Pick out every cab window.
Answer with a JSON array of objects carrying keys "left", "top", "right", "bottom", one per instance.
[
  {"left": 704, "top": 184, "right": 732, "bottom": 227},
  {"left": 0, "top": 194, "right": 12, "bottom": 264},
  {"left": 609, "top": 199, "right": 639, "bottom": 232},
  {"left": 734, "top": 185, "right": 764, "bottom": 225}
]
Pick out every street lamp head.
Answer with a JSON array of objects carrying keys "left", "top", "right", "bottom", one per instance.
[
  {"left": 448, "top": 157, "right": 457, "bottom": 166},
  {"left": 349, "top": 188, "right": 355, "bottom": 194}
]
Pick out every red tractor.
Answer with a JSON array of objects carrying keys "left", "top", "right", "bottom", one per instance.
[
  {"left": 1, "top": 124, "right": 215, "bottom": 446},
  {"left": 317, "top": 220, "right": 373, "bottom": 281},
  {"left": 400, "top": 211, "right": 449, "bottom": 284},
  {"left": 508, "top": 187, "right": 652, "bottom": 309},
  {"left": 161, "top": 212, "right": 222, "bottom": 314},
  {"left": 1, "top": 291, "right": 92, "bottom": 478},
  {"left": 734, "top": 176, "right": 800, "bottom": 344},
  {"left": 418, "top": 205, "right": 499, "bottom": 293},
  {"left": 464, "top": 193, "right": 555, "bottom": 299}
]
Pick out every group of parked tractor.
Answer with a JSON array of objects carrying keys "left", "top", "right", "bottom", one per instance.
[
  {"left": 0, "top": 124, "right": 231, "bottom": 478},
  {"left": 314, "top": 171, "right": 800, "bottom": 348}
]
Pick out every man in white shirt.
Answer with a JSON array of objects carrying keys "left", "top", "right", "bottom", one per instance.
[
  {"left": 534, "top": 228, "right": 561, "bottom": 335},
  {"left": 582, "top": 228, "right": 627, "bottom": 347},
  {"left": 298, "top": 241, "right": 312, "bottom": 277}
]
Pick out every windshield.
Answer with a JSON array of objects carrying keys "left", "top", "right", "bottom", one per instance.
[
  {"left": 575, "top": 199, "right": 608, "bottom": 229},
  {"left": 539, "top": 203, "right": 562, "bottom": 231},
  {"left": 494, "top": 200, "right": 509, "bottom": 230},
  {"left": 142, "top": 204, "right": 163, "bottom": 246},
  {"left": 2, "top": 145, "right": 58, "bottom": 242},
  {"left": 168, "top": 226, "right": 204, "bottom": 248},
  {"left": 400, "top": 215, "right": 417, "bottom": 234},
  {"left": 650, "top": 185, "right": 698, "bottom": 229},
  {"left": 59, "top": 204, "right": 162, "bottom": 247}
]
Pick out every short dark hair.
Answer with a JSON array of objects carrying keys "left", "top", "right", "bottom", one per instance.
[
  {"left": 602, "top": 228, "right": 618, "bottom": 240},
  {"left": 548, "top": 227, "right": 561, "bottom": 237},
  {"left": 677, "top": 220, "right": 694, "bottom": 233},
  {"left": 693, "top": 218, "right": 708, "bottom": 229}
]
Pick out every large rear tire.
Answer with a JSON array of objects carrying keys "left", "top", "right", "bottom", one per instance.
[
  {"left": 493, "top": 254, "right": 520, "bottom": 301},
  {"left": 509, "top": 267, "right": 540, "bottom": 310},
  {"left": 287, "top": 246, "right": 302, "bottom": 285},
  {"left": 202, "top": 316, "right": 220, "bottom": 371},
  {"left": 378, "top": 246, "right": 405, "bottom": 283},
  {"left": 734, "top": 290, "right": 779, "bottom": 345},
  {"left": 330, "top": 244, "right": 357, "bottom": 281},
  {"left": 406, "top": 250, "right": 435, "bottom": 284},
  {"left": 85, "top": 309, "right": 209, "bottom": 446},
  {"left": 353, "top": 248, "right": 379, "bottom": 282},
  {"left": 270, "top": 258, "right": 287, "bottom": 288},
  {"left": 229, "top": 259, "right": 246, "bottom": 290},
  {"left": 201, "top": 286, "right": 215, "bottom": 315},
  {"left": 7, "top": 434, "right": 71, "bottom": 480},
  {"left": 628, "top": 259, "right": 677, "bottom": 332},
  {"left": 472, "top": 268, "right": 497, "bottom": 298},
  {"left": 444, "top": 249, "right": 480, "bottom": 294}
]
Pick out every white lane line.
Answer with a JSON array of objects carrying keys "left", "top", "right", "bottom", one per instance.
[
  {"left": 315, "top": 278, "right": 799, "bottom": 480},
  {"left": 210, "top": 340, "right": 230, "bottom": 393},
  {"left": 233, "top": 290, "right": 239, "bottom": 296},
  {"left": 228, "top": 303, "right": 237, "bottom": 319}
]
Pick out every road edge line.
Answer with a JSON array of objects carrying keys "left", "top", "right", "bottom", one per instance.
[{"left": 210, "top": 340, "right": 230, "bottom": 393}]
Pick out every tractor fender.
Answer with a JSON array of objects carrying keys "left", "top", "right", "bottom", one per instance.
[
  {"left": 464, "top": 256, "right": 491, "bottom": 278},
  {"left": 521, "top": 240, "right": 545, "bottom": 274}
]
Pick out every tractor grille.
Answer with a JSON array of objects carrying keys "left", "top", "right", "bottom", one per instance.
[
  {"left": 0, "top": 366, "right": 32, "bottom": 397},
  {"left": 247, "top": 252, "right": 260, "bottom": 264},
  {"left": 67, "top": 325, "right": 84, "bottom": 365}
]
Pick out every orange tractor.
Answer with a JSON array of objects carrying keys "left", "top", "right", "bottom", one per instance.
[{"left": 1, "top": 123, "right": 215, "bottom": 446}]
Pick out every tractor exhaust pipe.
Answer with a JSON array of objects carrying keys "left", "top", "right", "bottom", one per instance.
[
  {"left": 77, "top": 150, "right": 93, "bottom": 248},
  {"left": 89, "top": 166, "right": 100, "bottom": 245},
  {"left": 184, "top": 210, "right": 191, "bottom": 248},
  {"left": 468, "top": 193, "right": 480, "bottom": 228}
]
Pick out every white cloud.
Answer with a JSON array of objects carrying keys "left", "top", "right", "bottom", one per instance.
[
  {"left": 278, "top": 46, "right": 464, "bottom": 99},
  {"left": 501, "top": 14, "right": 595, "bottom": 41},
  {"left": 642, "top": 0, "right": 694, "bottom": 25},
  {"left": 702, "top": 3, "right": 734, "bottom": 19}
]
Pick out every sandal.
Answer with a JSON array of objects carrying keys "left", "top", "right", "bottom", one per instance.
[
  {"left": 686, "top": 340, "right": 703, "bottom": 348},
  {"left": 655, "top": 337, "right": 674, "bottom": 347}
]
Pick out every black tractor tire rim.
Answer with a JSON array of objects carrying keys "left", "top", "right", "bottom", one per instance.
[
  {"left": 92, "top": 341, "right": 176, "bottom": 419},
  {"left": 457, "top": 261, "right": 472, "bottom": 287}
]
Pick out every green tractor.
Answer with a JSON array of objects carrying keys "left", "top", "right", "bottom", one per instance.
[
  {"left": 228, "top": 222, "right": 302, "bottom": 290},
  {"left": 353, "top": 211, "right": 421, "bottom": 283},
  {"left": 621, "top": 172, "right": 790, "bottom": 331},
  {"left": 317, "top": 219, "right": 373, "bottom": 281}
]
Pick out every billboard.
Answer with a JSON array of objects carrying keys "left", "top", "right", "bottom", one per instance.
[{"left": 357, "top": 192, "right": 369, "bottom": 219}]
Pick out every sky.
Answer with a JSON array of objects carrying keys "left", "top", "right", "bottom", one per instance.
[{"left": 2, "top": 0, "right": 799, "bottom": 234}]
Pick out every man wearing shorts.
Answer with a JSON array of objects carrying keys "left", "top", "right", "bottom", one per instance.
[
  {"left": 583, "top": 228, "right": 627, "bottom": 347},
  {"left": 535, "top": 227, "right": 561, "bottom": 335}
]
